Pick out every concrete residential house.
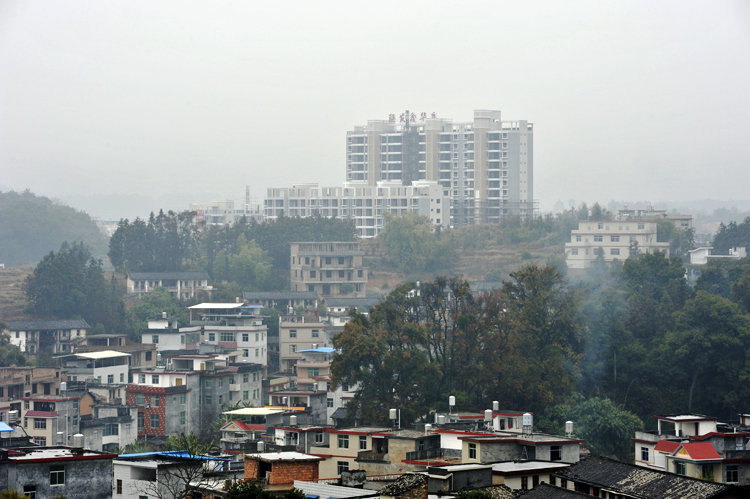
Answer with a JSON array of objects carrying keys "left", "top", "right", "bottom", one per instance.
[
  {"left": 62, "top": 350, "right": 131, "bottom": 385},
  {"left": 279, "top": 316, "right": 326, "bottom": 373},
  {"left": 565, "top": 219, "right": 670, "bottom": 270},
  {"left": 0, "top": 445, "right": 117, "bottom": 499},
  {"left": 290, "top": 242, "right": 368, "bottom": 298},
  {"left": 0, "top": 367, "right": 62, "bottom": 425},
  {"left": 182, "top": 303, "right": 268, "bottom": 365},
  {"left": 244, "top": 451, "right": 322, "bottom": 486},
  {"left": 459, "top": 433, "right": 583, "bottom": 464},
  {"left": 309, "top": 426, "right": 390, "bottom": 478},
  {"left": 5, "top": 319, "right": 90, "bottom": 355},
  {"left": 126, "top": 271, "right": 211, "bottom": 299},
  {"left": 79, "top": 403, "right": 137, "bottom": 452}
]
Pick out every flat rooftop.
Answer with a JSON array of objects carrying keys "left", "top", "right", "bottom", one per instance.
[
  {"left": 7, "top": 446, "right": 116, "bottom": 461},
  {"left": 491, "top": 461, "right": 572, "bottom": 473}
]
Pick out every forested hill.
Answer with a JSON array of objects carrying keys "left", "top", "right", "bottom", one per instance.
[{"left": 0, "top": 190, "right": 109, "bottom": 266}]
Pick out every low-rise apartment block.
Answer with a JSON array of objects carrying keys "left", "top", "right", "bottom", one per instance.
[
  {"left": 5, "top": 319, "right": 90, "bottom": 355},
  {"left": 565, "top": 220, "right": 670, "bottom": 270},
  {"left": 126, "top": 271, "right": 211, "bottom": 299},
  {"left": 279, "top": 316, "right": 326, "bottom": 372},
  {"left": 266, "top": 181, "right": 450, "bottom": 238}
]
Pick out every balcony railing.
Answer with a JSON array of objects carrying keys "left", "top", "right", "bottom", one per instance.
[
  {"left": 405, "top": 448, "right": 444, "bottom": 461},
  {"left": 357, "top": 451, "right": 388, "bottom": 462}
]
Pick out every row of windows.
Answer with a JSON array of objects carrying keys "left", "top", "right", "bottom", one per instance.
[
  {"left": 336, "top": 434, "right": 368, "bottom": 450},
  {"left": 570, "top": 248, "right": 621, "bottom": 256},
  {"left": 576, "top": 235, "right": 636, "bottom": 243}
]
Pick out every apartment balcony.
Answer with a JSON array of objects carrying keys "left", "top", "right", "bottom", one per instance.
[
  {"left": 634, "top": 430, "right": 677, "bottom": 443},
  {"left": 296, "top": 360, "right": 331, "bottom": 368},
  {"left": 229, "top": 383, "right": 240, "bottom": 392}
]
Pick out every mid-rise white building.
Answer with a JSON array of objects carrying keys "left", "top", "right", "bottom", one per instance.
[
  {"left": 565, "top": 220, "right": 670, "bottom": 270},
  {"left": 265, "top": 181, "right": 449, "bottom": 239},
  {"left": 190, "top": 199, "right": 263, "bottom": 226}
]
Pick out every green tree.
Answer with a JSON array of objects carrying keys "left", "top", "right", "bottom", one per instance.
[
  {"left": 663, "top": 292, "right": 750, "bottom": 414},
  {"left": 24, "top": 242, "right": 125, "bottom": 333},
  {"left": 225, "top": 482, "right": 304, "bottom": 499},
  {"left": 125, "top": 287, "right": 188, "bottom": 340},
  {"left": 712, "top": 217, "right": 750, "bottom": 255},
  {"left": 656, "top": 218, "right": 695, "bottom": 259},
  {"left": 378, "top": 212, "right": 456, "bottom": 274},
  {"left": 0, "top": 329, "right": 26, "bottom": 367},
  {"left": 542, "top": 397, "right": 642, "bottom": 460}
]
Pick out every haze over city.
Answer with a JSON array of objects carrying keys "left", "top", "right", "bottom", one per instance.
[{"left": 2, "top": 0, "right": 750, "bottom": 220}]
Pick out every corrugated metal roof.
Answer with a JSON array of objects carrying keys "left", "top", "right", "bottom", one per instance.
[{"left": 293, "top": 480, "right": 379, "bottom": 498}]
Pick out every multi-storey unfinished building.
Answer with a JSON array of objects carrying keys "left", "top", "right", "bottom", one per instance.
[
  {"left": 290, "top": 242, "right": 367, "bottom": 297},
  {"left": 345, "top": 109, "right": 535, "bottom": 227}
]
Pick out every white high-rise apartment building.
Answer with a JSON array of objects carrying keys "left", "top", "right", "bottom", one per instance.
[
  {"left": 264, "top": 181, "right": 449, "bottom": 239},
  {"left": 346, "top": 109, "right": 535, "bottom": 227}
]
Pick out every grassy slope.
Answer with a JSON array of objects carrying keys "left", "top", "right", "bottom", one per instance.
[{"left": 0, "top": 266, "right": 34, "bottom": 321}]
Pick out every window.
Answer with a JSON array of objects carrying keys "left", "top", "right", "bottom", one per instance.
[
  {"left": 243, "top": 349, "right": 249, "bottom": 357},
  {"left": 23, "top": 485, "right": 36, "bottom": 498},
  {"left": 243, "top": 373, "right": 250, "bottom": 382},
  {"left": 33, "top": 436, "right": 46, "bottom": 446},
  {"left": 145, "top": 351, "right": 152, "bottom": 361},
  {"left": 50, "top": 464, "right": 65, "bottom": 485},
  {"left": 243, "top": 391, "right": 249, "bottom": 400},
  {"left": 521, "top": 476, "right": 528, "bottom": 490},
  {"left": 137, "top": 413, "right": 144, "bottom": 431},
  {"left": 315, "top": 431, "right": 324, "bottom": 444},
  {"left": 594, "top": 235, "right": 603, "bottom": 242},
  {"left": 103, "top": 423, "right": 119, "bottom": 436},
  {"left": 150, "top": 414, "right": 159, "bottom": 428},
  {"left": 727, "top": 464, "right": 739, "bottom": 483},
  {"left": 550, "top": 445, "right": 562, "bottom": 461},
  {"left": 120, "top": 373, "right": 125, "bottom": 383},
  {"left": 205, "top": 395, "right": 212, "bottom": 405},
  {"left": 309, "top": 368, "right": 319, "bottom": 377},
  {"left": 125, "top": 423, "right": 131, "bottom": 435},
  {"left": 675, "top": 461, "right": 686, "bottom": 475},
  {"left": 630, "top": 235, "right": 637, "bottom": 242},
  {"left": 611, "top": 235, "right": 620, "bottom": 242},
  {"left": 290, "top": 345, "right": 297, "bottom": 353},
  {"left": 208, "top": 333, "right": 215, "bottom": 341},
  {"left": 220, "top": 332, "right": 235, "bottom": 342},
  {"left": 327, "top": 398, "right": 334, "bottom": 407},
  {"left": 117, "top": 479, "right": 123, "bottom": 494},
  {"left": 338, "top": 434, "right": 349, "bottom": 449},
  {"left": 469, "top": 443, "right": 477, "bottom": 459},
  {"left": 312, "top": 329, "right": 319, "bottom": 338},
  {"left": 34, "top": 418, "right": 47, "bottom": 429},
  {"left": 576, "top": 235, "right": 581, "bottom": 242},
  {"left": 108, "top": 374, "right": 114, "bottom": 384},
  {"left": 641, "top": 447, "right": 649, "bottom": 462},
  {"left": 310, "top": 271, "right": 316, "bottom": 278},
  {"left": 219, "top": 395, "right": 223, "bottom": 404},
  {"left": 337, "top": 461, "right": 349, "bottom": 475},
  {"left": 153, "top": 396, "right": 159, "bottom": 407},
  {"left": 571, "top": 249, "right": 578, "bottom": 255},
  {"left": 242, "top": 333, "right": 249, "bottom": 342},
  {"left": 152, "top": 335, "right": 159, "bottom": 344},
  {"left": 598, "top": 223, "right": 603, "bottom": 229},
  {"left": 289, "top": 330, "right": 297, "bottom": 338},
  {"left": 360, "top": 435, "right": 367, "bottom": 450},
  {"left": 152, "top": 375, "right": 159, "bottom": 384},
  {"left": 139, "top": 374, "right": 146, "bottom": 383},
  {"left": 179, "top": 393, "right": 186, "bottom": 404},
  {"left": 205, "top": 379, "right": 213, "bottom": 388},
  {"left": 136, "top": 393, "right": 145, "bottom": 405},
  {"left": 638, "top": 223, "right": 645, "bottom": 230},
  {"left": 611, "top": 248, "right": 620, "bottom": 255},
  {"left": 180, "top": 411, "right": 186, "bottom": 425}
]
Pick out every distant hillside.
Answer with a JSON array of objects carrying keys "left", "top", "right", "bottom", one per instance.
[{"left": 0, "top": 190, "right": 109, "bottom": 266}]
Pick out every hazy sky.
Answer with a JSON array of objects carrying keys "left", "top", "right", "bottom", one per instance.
[{"left": 2, "top": 1, "right": 749, "bottom": 218}]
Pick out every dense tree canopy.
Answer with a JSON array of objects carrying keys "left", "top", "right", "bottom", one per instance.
[
  {"left": 108, "top": 210, "right": 199, "bottom": 272},
  {"left": 378, "top": 212, "right": 456, "bottom": 274},
  {"left": 712, "top": 217, "right": 750, "bottom": 255},
  {"left": 24, "top": 242, "right": 125, "bottom": 333},
  {"left": 332, "top": 266, "right": 584, "bottom": 425},
  {"left": 0, "top": 190, "right": 108, "bottom": 266}
]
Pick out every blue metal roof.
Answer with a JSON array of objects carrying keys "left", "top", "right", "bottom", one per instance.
[
  {"left": 118, "top": 450, "right": 231, "bottom": 461},
  {"left": 297, "top": 347, "right": 336, "bottom": 354},
  {"left": 0, "top": 422, "right": 13, "bottom": 432}
]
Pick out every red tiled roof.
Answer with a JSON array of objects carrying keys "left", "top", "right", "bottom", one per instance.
[
  {"left": 25, "top": 411, "right": 57, "bottom": 418},
  {"left": 232, "top": 421, "right": 265, "bottom": 432},
  {"left": 677, "top": 442, "right": 722, "bottom": 460},
  {"left": 654, "top": 440, "right": 681, "bottom": 453}
]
